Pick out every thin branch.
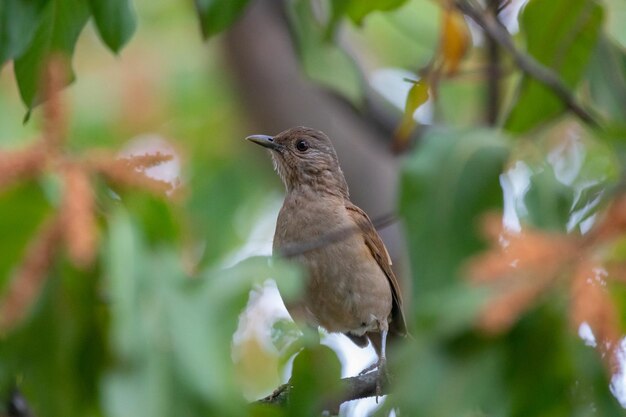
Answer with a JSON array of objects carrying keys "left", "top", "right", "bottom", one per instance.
[
  {"left": 258, "top": 371, "right": 382, "bottom": 410},
  {"left": 455, "top": 0, "right": 601, "bottom": 128},
  {"left": 278, "top": 213, "right": 397, "bottom": 258},
  {"left": 485, "top": 0, "right": 502, "bottom": 126}
]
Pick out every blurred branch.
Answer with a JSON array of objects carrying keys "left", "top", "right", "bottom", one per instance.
[
  {"left": 455, "top": 0, "right": 600, "bottom": 128},
  {"left": 258, "top": 371, "right": 382, "bottom": 409}
]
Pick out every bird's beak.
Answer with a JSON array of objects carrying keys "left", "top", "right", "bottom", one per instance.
[{"left": 245, "top": 134, "right": 280, "bottom": 151}]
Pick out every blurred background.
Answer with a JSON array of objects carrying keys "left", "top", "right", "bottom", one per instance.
[{"left": 1, "top": 0, "right": 626, "bottom": 416}]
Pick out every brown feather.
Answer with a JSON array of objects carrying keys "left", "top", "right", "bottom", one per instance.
[{"left": 345, "top": 203, "right": 408, "bottom": 336}]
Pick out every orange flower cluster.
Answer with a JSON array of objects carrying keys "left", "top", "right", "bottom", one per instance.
[
  {"left": 0, "top": 58, "right": 174, "bottom": 330},
  {"left": 467, "top": 197, "right": 626, "bottom": 371}
]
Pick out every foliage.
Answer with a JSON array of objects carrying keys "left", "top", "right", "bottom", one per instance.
[{"left": 1, "top": 0, "right": 626, "bottom": 416}]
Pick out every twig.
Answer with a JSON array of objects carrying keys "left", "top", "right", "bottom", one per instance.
[
  {"left": 455, "top": 0, "right": 600, "bottom": 128},
  {"left": 278, "top": 213, "right": 397, "bottom": 258},
  {"left": 258, "top": 371, "right": 382, "bottom": 410},
  {"left": 485, "top": 0, "right": 502, "bottom": 126}
]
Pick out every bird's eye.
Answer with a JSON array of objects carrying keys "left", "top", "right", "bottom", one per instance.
[{"left": 295, "top": 139, "right": 309, "bottom": 152}]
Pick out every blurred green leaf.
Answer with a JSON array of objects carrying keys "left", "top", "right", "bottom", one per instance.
[
  {"left": 399, "top": 128, "right": 510, "bottom": 296},
  {"left": 513, "top": 122, "right": 619, "bottom": 232},
  {"left": 605, "top": 0, "right": 626, "bottom": 48},
  {"left": 103, "top": 210, "right": 302, "bottom": 416},
  {"left": 185, "top": 159, "right": 270, "bottom": 265},
  {"left": 0, "top": 260, "right": 108, "bottom": 417},
  {"left": 388, "top": 321, "right": 508, "bottom": 417},
  {"left": 505, "top": 304, "right": 622, "bottom": 417},
  {"left": 0, "top": 0, "right": 48, "bottom": 66},
  {"left": 88, "top": 0, "right": 137, "bottom": 53},
  {"left": 413, "top": 284, "right": 490, "bottom": 338},
  {"left": 287, "top": 0, "right": 364, "bottom": 105},
  {"left": 0, "top": 181, "right": 51, "bottom": 291},
  {"left": 329, "top": 0, "right": 408, "bottom": 32},
  {"left": 13, "top": 0, "right": 90, "bottom": 111},
  {"left": 522, "top": 164, "right": 576, "bottom": 232},
  {"left": 288, "top": 344, "right": 342, "bottom": 416},
  {"left": 271, "top": 318, "right": 302, "bottom": 354},
  {"left": 194, "top": 0, "right": 251, "bottom": 39},
  {"left": 389, "top": 299, "right": 623, "bottom": 417},
  {"left": 587, "top": 36, "right": 626, "bottom": 124},
  {"left": 505, "top": 0, "right": 603, "bottom": 133},
  {"left": 346, "top": 0, "right": 407, "bottom": 24},
  {"left": 121, "top": 192, "right": 182, "bottom": 246},
  {"left": 351, "top": 0, "right": 440, "bottom": 69}
]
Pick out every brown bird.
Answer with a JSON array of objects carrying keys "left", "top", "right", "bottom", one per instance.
[{"left": 246, "top": 126, "right": 407, "bottom": 392}]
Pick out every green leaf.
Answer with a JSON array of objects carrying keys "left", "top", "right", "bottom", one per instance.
[
  {"left": 0, "top": 181, "right": 52, "bottom": 291},
  {"left": 504, "top": 304, "right": 622, "bottom": 417},
  {"left": 328, "top": 0, "right": 409, "bottom": 33},
  {"left": 389, "top": 336, "right": 507, "bottom": 417},
  {"left": 505, "top": 0, "right": 604, "bottom": 133},
  {"left": 399, "top": 128, "right": 510, "bottom": 296},
  {"left": 287, "top": 0, "right": 364, "bottom": 104},
  {"left": 605, "top": 0, "right": 626, "bottom": 48},
  {"left": 0, "top": 0, "right": 49, "bottom": 66},
  {"left": 88, "top": 0, "right": 136, "bottom": 53},
  {"left": 185, "top": 158, "right": 270, "bottom": 265},
  {"left": 121, "top": 192, "right": 182, "bottom": 246},
  {"left": 510, "top": 121, "right": 619, "bottom": 232},
  {"left": 194, "top": 0, "right": 251, "bottom": 39},
  {"left": 103, "top": 210, "right": 302, "bottom": 415},
  {"left": 587, "top": 36, "right": 626, "bottom": 124},
  {"left": 344, "top": 0, "right": 408, "bottom": 24},
  {"left": 288, "top": 344, "right": 342, "bottom": 416},
  {"left": 522, "top": 164, "right": 576, "bottom": 232},
  {"left": 13, "top": 0, "right": 90, "bottom": 111},
  {"left": 0, "top": 261, "right": 108, "bottom": 417},
  {"left": 389, "top": 299, "right": 623, "bottom": 417}
]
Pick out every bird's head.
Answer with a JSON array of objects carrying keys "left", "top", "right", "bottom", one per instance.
[{"left": 246, "top": 126, "right": 349, "bottom": 197}]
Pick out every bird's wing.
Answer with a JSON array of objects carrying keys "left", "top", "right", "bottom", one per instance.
[{"left": 345, "top": 203, "right": 407, "bottom": 336}]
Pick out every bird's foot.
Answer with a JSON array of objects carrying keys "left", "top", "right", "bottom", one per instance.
[
  {"left": 358, "top": 361, "right": 378, "bottom": 376},
  {"left": 359, "top": 357, "right": 388, "bottom": 401}
]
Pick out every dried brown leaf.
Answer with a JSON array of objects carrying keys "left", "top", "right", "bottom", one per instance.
[
  {"left": 467, "top": 214, "right": 578, "bottom": 333},
  {"left": 0, "top": 218, "right": 62, "bottom": 330},
  {"left": 118, "top": 152, "right": 173, "bottom": 171},
  {"left": 0, "top": 147, "right": 47, "bottom": 191},
  {"left": 477, "top": 277, "right": 553, "bottom": 334},
  {"left": 61, "top": 164, "right": 97, "bottom": 268},
  {"left": 606, "top": 262, "right": 626, "bottom": 283},
  {"left": 440, "top": 8, "right": 471, "bottom": 75},
  {"left": 570, "top": 260, "right": 621, "bottom": 371},
  {"left": 467, "top": 215, "right": 574, "bottom": 284},
  {"left": 588, "top": 195, "right": 626, "bottom": 243},
  {"left": 95, "top": 158, "right": 173, "bottom": 195}
]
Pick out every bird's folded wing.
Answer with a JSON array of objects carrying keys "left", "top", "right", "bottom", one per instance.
[{"left": 345, "top": 203, "right": 408, "bottom": 336}]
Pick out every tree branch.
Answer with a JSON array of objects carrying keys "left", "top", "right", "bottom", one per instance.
[
  {"left": 258, "top": 371, "right": 382, "bottom": 411},
  {"left": 455, "top": 0, "right": 600, "bottom": 128}
]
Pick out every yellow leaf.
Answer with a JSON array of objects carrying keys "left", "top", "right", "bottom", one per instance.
[
  {"left": 441, "top": 8, "right": 471, "bottom": 75},
  {"left": 394, "top": 79, "right": 430, "bottom": 149}
]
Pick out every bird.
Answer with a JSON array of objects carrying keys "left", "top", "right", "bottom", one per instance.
[{"left": 246, "top": 126, "right": 407, "bottom": 394}]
